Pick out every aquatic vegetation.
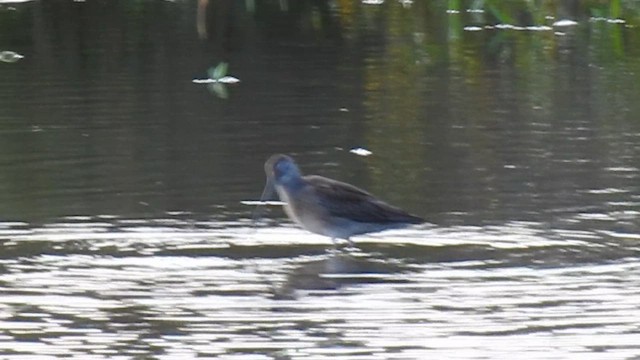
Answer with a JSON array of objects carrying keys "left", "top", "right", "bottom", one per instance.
[
  {"left": 0, "top": 50, "right": 24, "bottom": 63},
  {"left": 192, "top": 62, "right": 240, "bottom": 99}
]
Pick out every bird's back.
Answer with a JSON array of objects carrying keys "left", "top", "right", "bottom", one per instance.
[{"left": 304, "top": 175, "right": 423, "bottom": 225}]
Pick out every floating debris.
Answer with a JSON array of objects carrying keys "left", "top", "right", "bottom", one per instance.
[
  {"left": 192, "top": 62, "right": 240, "bottom": 84},
  {"left": 495, "top": 24, "right": 518, "bottom": 30},
  {"left": 485, "top": 24, "right": 552, "bottom": 31},
  {"left": 240, "top": 200, "right": 286, "bottom": 206},
  {"left": 192, "top": 77, "right": 240, "bottom": 84},
  {"left": 0, "top": 50, "right": 24, "bottom": 63},
  {"left": 350, "top": 147, "right": 372, "bottom": 157},
  {"left": 590, "top": 17, "right": 626, "bottom": 24},
  {"left": 526, "top": 25, "right": 553, "bottom": 31},
  {"left": 192, "top": 62, "right": 240, "bottom": 99},
  {"left": 362, "top": 0, "right": 384, "bottom": 4},
  {"left": 468, "top": 24, "right": 552, "bottom": 32},
  {"left": 553, "top": 19, "right": 578, "bottom": 27},
  {"left": 446, "top": 9, "right": 460, "bottom": 14}
]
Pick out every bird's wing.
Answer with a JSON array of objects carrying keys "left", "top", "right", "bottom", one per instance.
[{"left": 304, "top": 175, "right": 423, "bottom": 224}]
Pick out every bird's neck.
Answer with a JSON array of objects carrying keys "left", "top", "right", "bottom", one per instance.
[{"left": 277, "top": 174, "right": 305, "bottom": 193}]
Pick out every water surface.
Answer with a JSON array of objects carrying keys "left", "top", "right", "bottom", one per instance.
[{"left": 1, "top": 1, "right": 640, "bottom": 359}]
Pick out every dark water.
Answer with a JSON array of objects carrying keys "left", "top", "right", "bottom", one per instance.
[{"left": 1, "top": 1, "right": 640, "bottom": 359}]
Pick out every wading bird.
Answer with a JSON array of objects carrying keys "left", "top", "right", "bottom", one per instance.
[{"left": 259, "top": 154, "right": 423, "bottom": 245}]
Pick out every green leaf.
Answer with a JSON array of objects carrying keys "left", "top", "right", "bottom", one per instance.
[
  {"left": 208, "top": 83, "right": 228, "bottom": 99},
  {"left": 211, "top": 62, "right": 228, "bottom": 80},
  {"left": 207, "top": 67, "right": 216, "bottom": 80}
]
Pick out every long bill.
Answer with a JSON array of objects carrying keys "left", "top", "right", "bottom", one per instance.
[{"left": 251, "top": 177, "right": 278, "bottom": 225}]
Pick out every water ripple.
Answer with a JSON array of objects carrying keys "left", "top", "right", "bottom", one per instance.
[{"left": 0, "top": 218, "right": 639, "bottom": 358}]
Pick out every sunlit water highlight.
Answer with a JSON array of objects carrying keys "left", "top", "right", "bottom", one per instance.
[
  {"left": 2, "top": 1, "right": 640, "bottom": 358},
  {"left": 1, "top": 217, "right": 638, "bottom": 359}
]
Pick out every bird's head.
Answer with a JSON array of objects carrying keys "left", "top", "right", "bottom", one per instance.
[{"left": 265, "top": 154, "right": 302, "bottom": 185}]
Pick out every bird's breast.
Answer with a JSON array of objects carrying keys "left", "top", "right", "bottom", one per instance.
[{"left": 275, "top": 184, "right": 332, "bottom": 236}]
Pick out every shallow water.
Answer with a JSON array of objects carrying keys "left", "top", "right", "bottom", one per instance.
[
  {"left": 1, "top": 1, "right": 640, "bottom": 359},
  {"left": 1, "top": 215, "right": 639, "bottom": 359}
]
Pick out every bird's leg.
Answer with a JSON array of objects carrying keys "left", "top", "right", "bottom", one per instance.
[
  {"left": 333, "top": 238, "right": 356, "bottom": 251},
  {"left": 346, "top": 237, "right": 355, "bottom": 248},
  {"left": 330, "top": 238, "right": 344, "bottom": 248},
  {"left": 323, "top": 238, "right": 340, "bottom": 256}
]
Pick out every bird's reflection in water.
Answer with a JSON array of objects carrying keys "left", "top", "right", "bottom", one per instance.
[{"left": 271, "top": 250, "right": 409, "bottom": 299}]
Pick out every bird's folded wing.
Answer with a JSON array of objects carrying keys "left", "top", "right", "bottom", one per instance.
[{"left": 305, "top": 175, "right": 423, "bottom": 224}]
